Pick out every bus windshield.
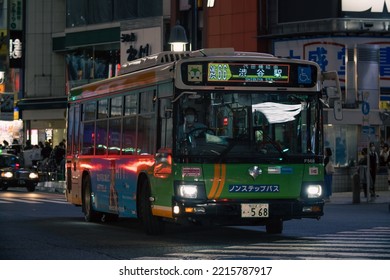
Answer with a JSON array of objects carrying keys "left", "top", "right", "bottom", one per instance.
[{"left": 174, "top": 91, "right": 320, "bottom": 163}]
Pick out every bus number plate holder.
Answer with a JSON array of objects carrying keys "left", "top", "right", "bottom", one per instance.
[{"left": 241, "top": 203, "right": 269, "bottom": 218}]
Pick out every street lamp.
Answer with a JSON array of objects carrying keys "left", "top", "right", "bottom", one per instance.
[
  {"left": 168, "top": 22, "right": 188, "bottom": 52},
  {"left": 207, "top": 0, "right": 215, "bottom": 7}
]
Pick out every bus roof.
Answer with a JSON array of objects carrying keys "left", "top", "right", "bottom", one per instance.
[{"left": 119, "top": 48, "right": 275, "bottom": 75}]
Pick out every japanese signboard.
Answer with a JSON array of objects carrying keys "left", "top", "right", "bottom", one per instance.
[{"left": 273, "top": 37, "right": 390, "bottom": 88}]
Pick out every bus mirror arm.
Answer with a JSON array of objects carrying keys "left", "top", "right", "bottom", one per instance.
[
  {"left": 171, "top": 91, "right": 199, "bottom": 103},
  {"left": 321, "top": 71, "right": 343, "bottom": 121}
]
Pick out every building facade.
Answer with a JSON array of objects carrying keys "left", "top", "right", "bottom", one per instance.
[
  {"left": 15, "top": 0, "right": 169, "bottom": 147},
  {"left": 6, "top": 0, "right": 390, "bottom": 191}
]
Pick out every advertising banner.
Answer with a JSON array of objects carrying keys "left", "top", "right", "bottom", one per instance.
[{"left": 273, "top": 37, "right": 390, "bottom": 88}]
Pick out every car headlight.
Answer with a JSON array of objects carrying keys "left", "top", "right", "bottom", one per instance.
[
  {"left": 306, "top": 184, "right": 322, "bottom": 198},
  {"left": 1, "top": 171, "right": 14, "bottom": 178},
  {"left": 174, "top": 181, "right": 206, "bottom": 200},
  {"left": 29, "top": 172, "right": 39, "bottom": 179}
]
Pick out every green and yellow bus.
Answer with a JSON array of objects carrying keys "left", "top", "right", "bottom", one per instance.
[{"left": 65, "top": 48, "right": 341, "bottom": 234}]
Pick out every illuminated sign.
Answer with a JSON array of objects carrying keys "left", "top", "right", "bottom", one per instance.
[
  {"left": 208, "top": 63, "right": 290, "bottom": 83},
  {"left": 182, "top": 61, "right": 317, "bottom": 88},
  {"left": 9, "top": 31, "right": 23, "bottom": 68},
  {"left": 342, "top": 0, "right": 390, "bottom": 13},
  {"left": 9, "top": 0, "right": 23, "bottom": 30}
]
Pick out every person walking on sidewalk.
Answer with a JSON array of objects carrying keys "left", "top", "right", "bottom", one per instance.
[
  {"left": 324, "top": 147, "right": 335, "bottom": 201},
  {"left": 369, "top": 142, "right": 379, "bottom": 198},
  {"left": 380, "top": 142, "right": 390, "bottom": 187}
]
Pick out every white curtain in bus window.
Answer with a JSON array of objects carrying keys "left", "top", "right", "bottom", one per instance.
[
  {"left": 98, "top": 99, "right": 108, "bottom": 118},
  {"left": 110, "top": 96, "right": 123, "bottom": 117},
  {"left": 124, "top": 93, "right": 138, "bottom": 116}
]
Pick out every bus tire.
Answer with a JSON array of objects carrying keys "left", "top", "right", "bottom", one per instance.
[
  {"left": 266, "top": 219, "right": 283, "bottom": 234},
  {"left": 138, "top": 179, "right": 165, "bottom": 235},
  {"left": 83, "top": 175, "right": 101, "bottom": 222},
  {"left": 26, "top": 185, "right": 36, "bottom": 192}
]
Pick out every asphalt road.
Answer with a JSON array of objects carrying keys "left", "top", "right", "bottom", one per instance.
[{"left": 0, "top": 189, "right": 389, "bottom": 260}]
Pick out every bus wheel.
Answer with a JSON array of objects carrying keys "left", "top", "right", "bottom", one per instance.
[
  {"left": 139, "top": 179, "right": 165, "bottom": 235},
  {"left": 26, "top": 185, "right": 36, "bottom": 192},
  {"left": 83, "top": 176, "right": 101, "bottom": 222},
  {"left": 266, "top": 219, "right": 283, "bottom": 234}
]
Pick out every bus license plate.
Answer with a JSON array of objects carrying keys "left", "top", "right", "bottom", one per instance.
[{"left": 241, "top": 203, "right": 269, "bottom": 218}]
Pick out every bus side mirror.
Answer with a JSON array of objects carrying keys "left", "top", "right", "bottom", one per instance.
[{"left": 154, "top": 148, "right": 172, "bottom": 178}]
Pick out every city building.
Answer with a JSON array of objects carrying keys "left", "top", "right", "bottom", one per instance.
[
  {"left": 2, "top": 0, "right": 390, "bottom": 191},
  {"left": 10, "top": 0, "right": 169, "bottom": 147}
]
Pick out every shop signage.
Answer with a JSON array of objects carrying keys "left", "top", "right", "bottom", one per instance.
[
  {"left": 9, "top": 30, "right": 23, "bottom": 68},
  {"left": 273, "top": 37, "right": 390, "bottom": 88},
  {"left": 9, "top": 0, "right": 23, "bottom": 30},
  {"left": 119, "top": 26, "right": 162, "bottom": 66},
  {"left": 120, "top": 32, "right": 151, "bottom": 62}
]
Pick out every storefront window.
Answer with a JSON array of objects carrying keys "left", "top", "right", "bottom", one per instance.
[
  {"left": 66, "top": 0, "right": 162, "bottom": 28},
  {"left": 66, "top": 47, "right": 120, "bottom": 89},
  {"left": 324, "top": 125, "right": 358, "bottom": 167}
]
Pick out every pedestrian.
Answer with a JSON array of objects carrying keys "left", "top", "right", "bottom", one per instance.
[
  {"left": 41, "top": 141, "right": 52, "bottom": 160},
  {"left": 24, "top": 140, "right": 33, "bottom": 150},
  {"left": 369, "top": 142, "right": 379, "bottom": 198},
  {"left": 324, "top": 147, "right": 335, "bottom": 201},
  {"left": 54, "top": 142, "right": 66, "bottom": 166},
  {"left": 380, "top": 143, "right": 390, "bottom": 187},
  {"left": 31, "top": 145, "right": 42, "bottom": 167},
  {"left": 358, "top": 148, "right": 370, "bottom": 198}
]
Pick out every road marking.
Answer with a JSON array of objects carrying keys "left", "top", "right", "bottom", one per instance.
[
  {"left": 0, "top": 196, "right": 67, "bottom": 204},
  {"left": 0, "top": 197, "right": 41, "bottom": 204},
  {"left": 135, "top": 227, "right": 390, "bottom": 260}
]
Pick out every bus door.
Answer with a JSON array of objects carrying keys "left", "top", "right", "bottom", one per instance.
[{"left": 66, "top": 103, "right": 82, "bottom": 205}]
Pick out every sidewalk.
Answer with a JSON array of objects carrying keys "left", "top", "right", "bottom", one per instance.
[
  {"left": 37, "top": 181, "right": 66, "bottom": 193},
  {"left": 328, "top": 190, "right": 390, "bottom": 205},
  {"left": 36, "top": 181, "right": 390, "bottom": 206}
]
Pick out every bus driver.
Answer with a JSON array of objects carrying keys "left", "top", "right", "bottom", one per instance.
[{"left": 178, "top": 107, "right": 207, "bottom": 150}]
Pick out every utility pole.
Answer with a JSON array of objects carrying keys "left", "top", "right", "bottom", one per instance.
[{"left": 191, "top": 0, "right": 197, "bottom": 50}]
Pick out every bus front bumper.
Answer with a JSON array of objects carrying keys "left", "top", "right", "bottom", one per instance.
[{"left": 171, "top": 199, "right": 324, "bottom": 226}]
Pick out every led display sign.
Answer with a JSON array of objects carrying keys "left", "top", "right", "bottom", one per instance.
[
  {"left": 182, "top": 61, "right": 317, "bottom": 88},
  {"left": 208, "top": 63, "right": 290, "bottom": 83}
]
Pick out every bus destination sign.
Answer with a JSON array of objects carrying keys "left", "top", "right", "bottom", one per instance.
[{"left": 208, "top": 63, "right": 290, "bottom": 83}]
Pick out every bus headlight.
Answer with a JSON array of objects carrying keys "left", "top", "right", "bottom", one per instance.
[
  {"left": 29, "top": 172, "right": 39, "bottom": 179},
  {"left": 179, "top": 185, "right": 198, "bottom": 198},
  {"left": 174, "top": 181, "right": 206, "bottom": 200},
  {"left": 1, "top": 171, "right": 13, "bottom": 178},
  {"left": 306, "top": 184, "right": 322, "bottom": 198}
]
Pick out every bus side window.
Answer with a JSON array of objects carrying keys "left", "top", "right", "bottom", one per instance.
[
  {"left": 81, "top": 122, "right": 95, "bottom": 155},
  {"left": 159, "top": 98, "right": 173, "bottom": 149},
  {"left": 122, "top": 117, "right": 136, "bottom": 155}
]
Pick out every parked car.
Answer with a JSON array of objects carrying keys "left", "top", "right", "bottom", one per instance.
[{"left": 0, "top": 153, "right": 39, "bottom": 192}]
